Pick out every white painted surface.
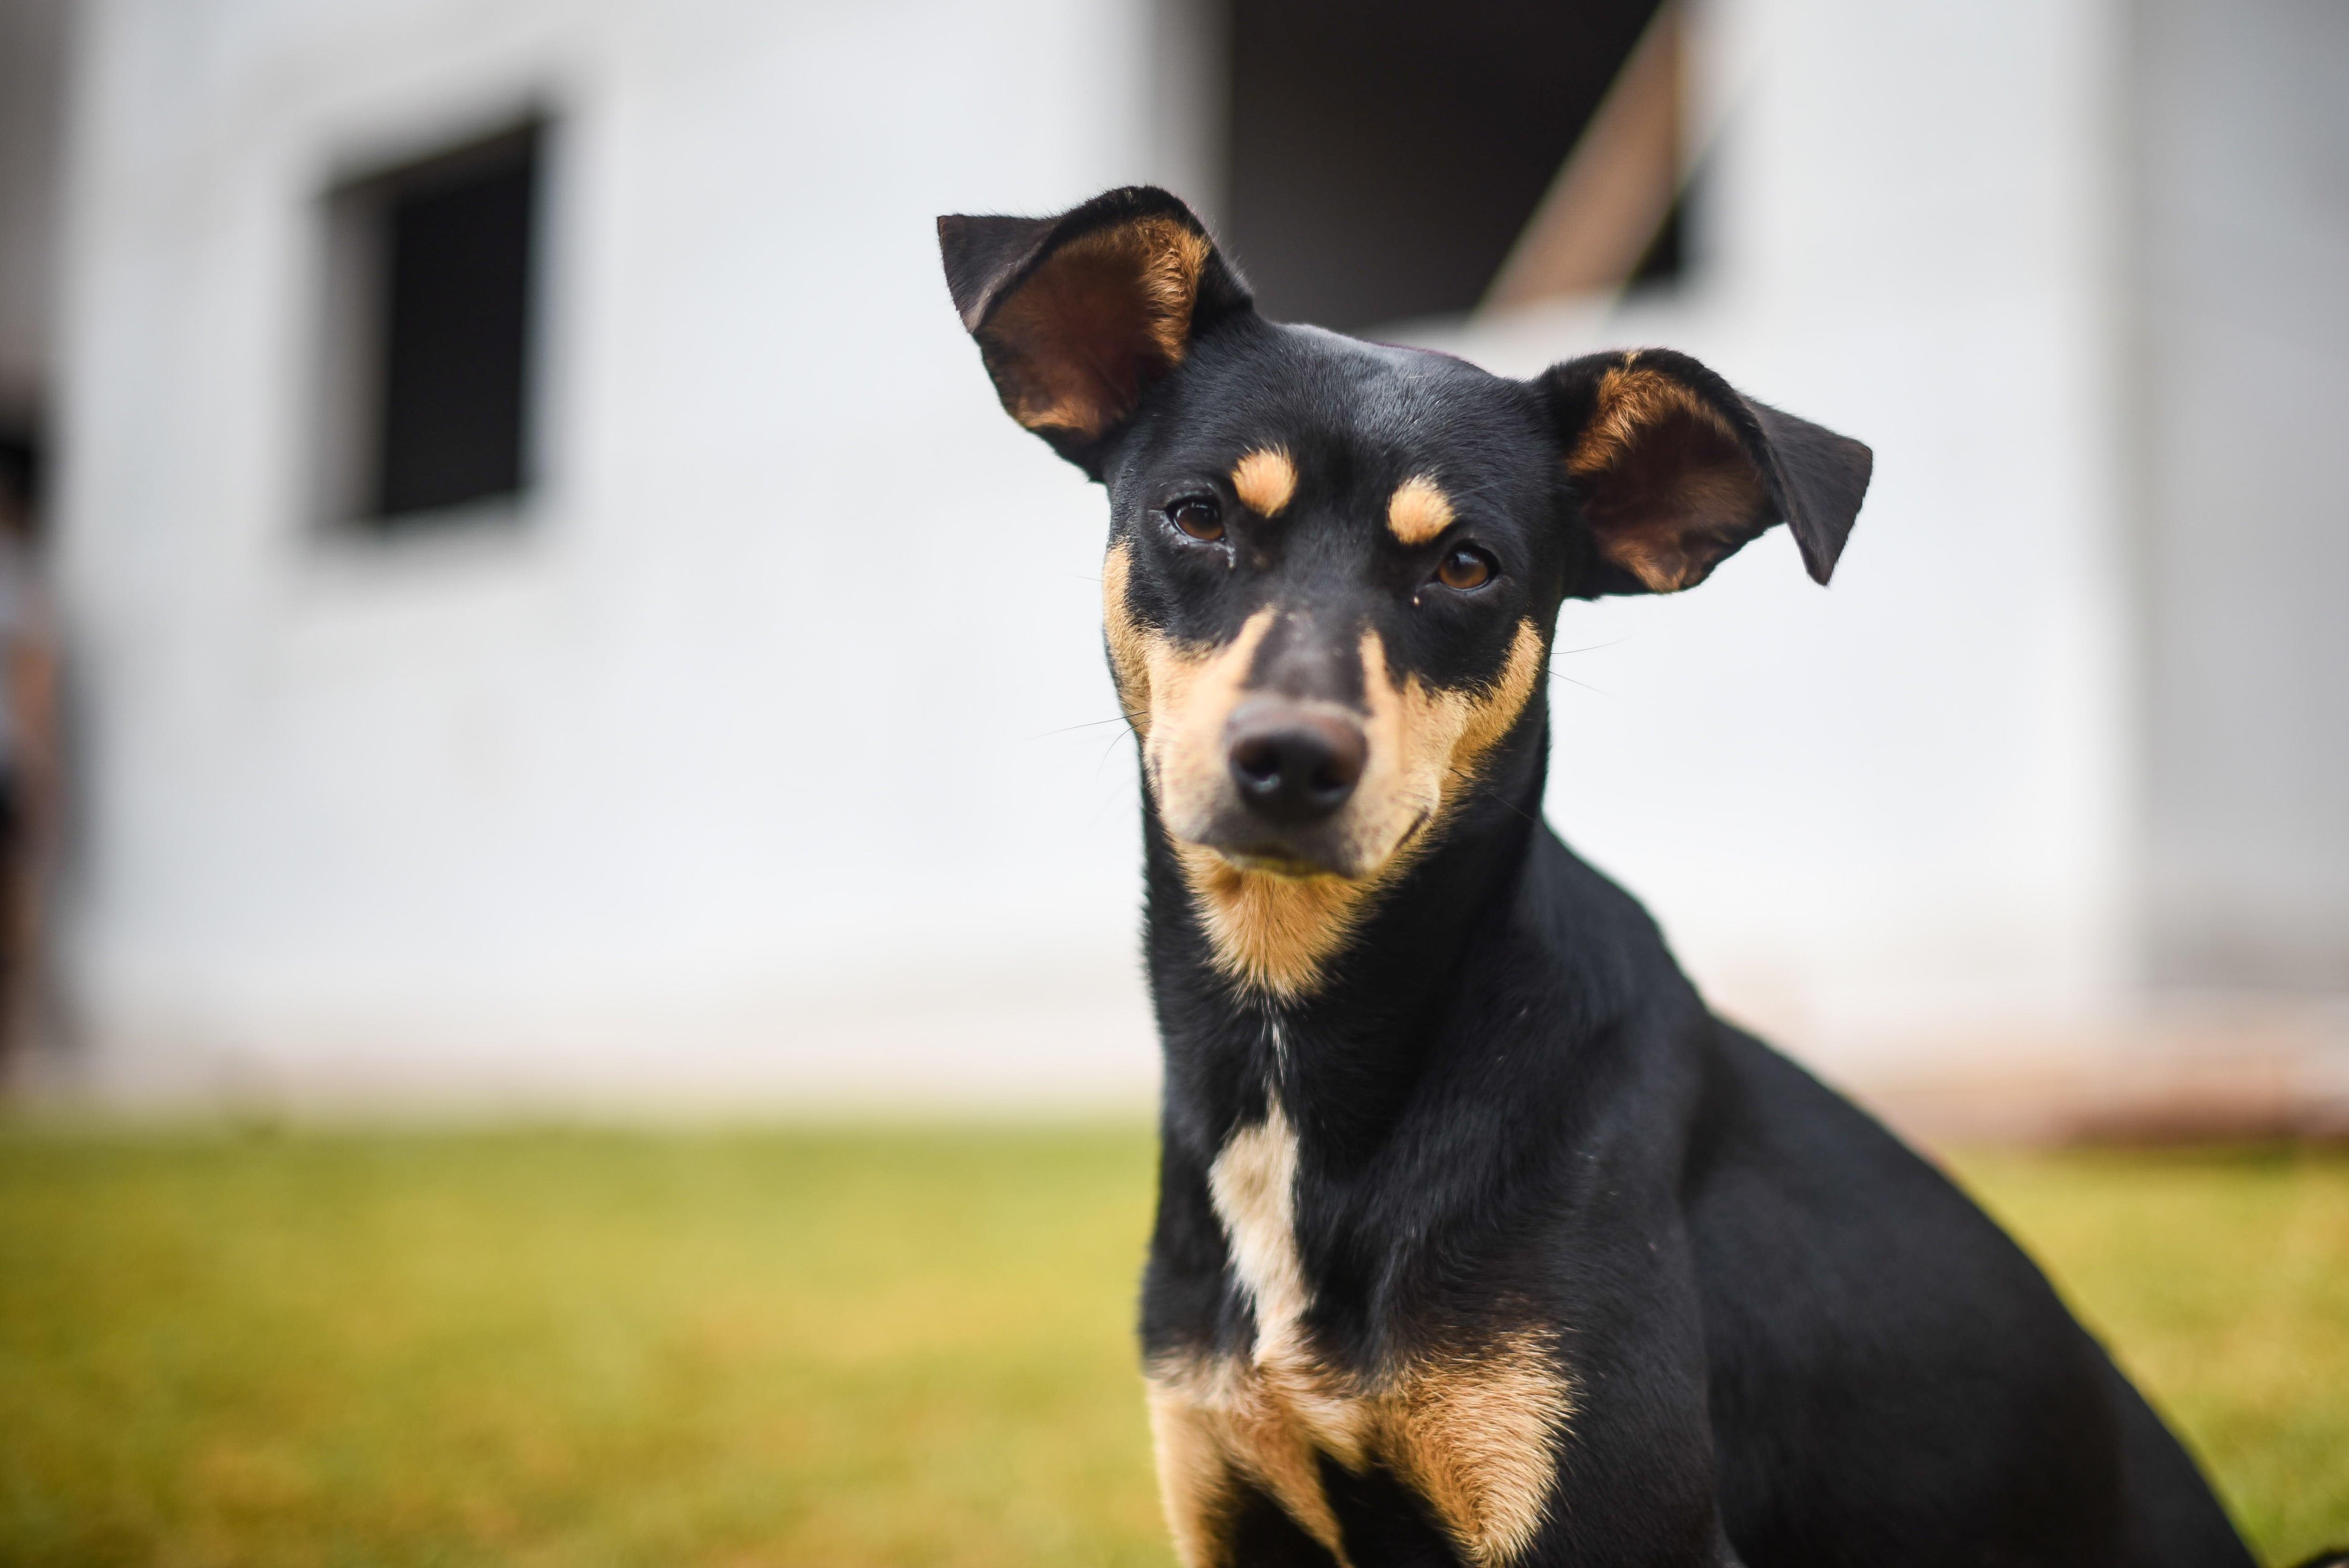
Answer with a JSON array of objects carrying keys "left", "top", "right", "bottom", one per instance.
[
  {"left": 2132, "top": 0, "right": 2349, "bottom": 990},
  {"left": 1413, "top": 0, "right": 2133, "bottom": 1074},
  {"left": 56, "top": 0, "right": 1174, "bottom": 1105},
  {"left": 46, "top": 0, "right": 2336, "bottom": 1107}
]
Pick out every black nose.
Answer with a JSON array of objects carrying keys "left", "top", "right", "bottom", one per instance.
[{"left": 1226, "top": 704, "right": 1368, "bottom": 825}]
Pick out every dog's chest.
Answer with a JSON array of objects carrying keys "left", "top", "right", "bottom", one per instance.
[{"left": 1146, "top": 1102, "right": 1573, "bottom": 1568}]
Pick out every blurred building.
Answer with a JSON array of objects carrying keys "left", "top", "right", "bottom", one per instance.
[{"left": 1, "top": 0, "right": 2343, "bottom": 1120}]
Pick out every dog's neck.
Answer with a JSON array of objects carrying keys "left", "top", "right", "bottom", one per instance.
[{"left": 1141, "top": 713, "right": 1552, "bottom": 1168}]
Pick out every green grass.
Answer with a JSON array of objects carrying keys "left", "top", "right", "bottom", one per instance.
[
  {"left": 0, "top": 1125, "right": 2341, "bottom": 1567},
  {"left": 1956, "top": 1144, "right": 2349, "bottom": 1562}
]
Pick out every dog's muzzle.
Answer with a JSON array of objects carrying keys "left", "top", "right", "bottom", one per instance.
[{"left": 1202, "top": 696, "right": 1369, "bottom": 874}]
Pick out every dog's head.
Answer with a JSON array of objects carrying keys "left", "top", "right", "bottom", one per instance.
[{"left": 940, "top": 188, "right": 1870, "bottom": 997}]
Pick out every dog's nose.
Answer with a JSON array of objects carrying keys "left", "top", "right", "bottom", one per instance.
[{"left": 1226, "top": 704, "right": 1367, "bottom": 825}]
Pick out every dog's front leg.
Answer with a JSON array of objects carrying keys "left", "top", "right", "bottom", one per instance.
[{"left": 1150, "top": 1377, "right": 1350, "bottom": 1568}]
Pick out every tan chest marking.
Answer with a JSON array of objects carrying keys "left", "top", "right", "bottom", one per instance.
[{"left": 1148, "top": 1105, "right": 1573, "bottom": 1568}]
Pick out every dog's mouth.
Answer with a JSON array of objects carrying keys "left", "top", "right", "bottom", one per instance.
[
  {"left": 1182, "top": 817, "right": 1361, "bottom": 880},
  {"left": 1209, "top": 844, "right": 1345, "bottom": 879},
  {"left": 1183, "top": 807, "right": 1432, "bottom": 883}
]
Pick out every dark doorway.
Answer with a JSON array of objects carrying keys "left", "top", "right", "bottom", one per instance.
[{"left": 1223, "top": 0, "right": 1668, "bottom": 330}]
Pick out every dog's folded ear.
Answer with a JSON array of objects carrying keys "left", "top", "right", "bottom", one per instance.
[
  {"left": 938, "top": 186, "right": 1252, "bottom": 470},
  {"left": 1537, "top": 349, "right": 1872, "bottom": 593}
]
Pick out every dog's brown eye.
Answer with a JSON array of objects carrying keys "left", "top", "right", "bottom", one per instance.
[
  {"left": 1167, "top": 498, "right": 1224, "bottom": 542},
  {"left": 1437, "top": 546, "right": 1494, "bottom": 591}
]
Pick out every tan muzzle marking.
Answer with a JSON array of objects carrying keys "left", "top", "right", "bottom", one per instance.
[
  {"left": 1174, "top": 622, "right": 1543, "bottom": 997},
  {"left": 1104, "top": 542, "right": 1546, "bottom": 997}
]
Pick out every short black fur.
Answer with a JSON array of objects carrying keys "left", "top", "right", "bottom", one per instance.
[{"left": 940, "top": 187, "right": 2300, "bottom": 1568}]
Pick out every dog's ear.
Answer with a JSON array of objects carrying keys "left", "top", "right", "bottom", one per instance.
[
  {"left": 938, "top": 186, "right": 1252, "bottom": 470},
  {"left": 1536, "top": 349, "right": 1872, "bottom": 593}
]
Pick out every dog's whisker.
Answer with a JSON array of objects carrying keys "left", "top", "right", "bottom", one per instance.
[
  {"left": 1025, "top": 714, "right": 1138, "bottom": 741},
  {"left": 1446, "top": 764, "right": 1543, "bottom": 831},
  {"left": 1091, "top": 726, "right": 1136, "bottom": 783}
]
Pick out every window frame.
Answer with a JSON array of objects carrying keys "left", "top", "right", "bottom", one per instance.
[{"left": 309, "top": 111, "right": 554, "bottom": 540}]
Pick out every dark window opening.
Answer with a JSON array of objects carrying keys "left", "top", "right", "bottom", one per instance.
[
  {"left": 321, "top": 118, "right": 545, "bottom": 531},
  {"left": 0, "top": 417, "right": 41, "bottom": 545},
  {"left": 1223, "top": 0, "right": 1680, "bottom": 330}
]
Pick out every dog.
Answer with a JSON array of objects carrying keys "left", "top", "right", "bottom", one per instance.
[{"left": 937, "top": 186, "right": 2312, "bottom": 1568}]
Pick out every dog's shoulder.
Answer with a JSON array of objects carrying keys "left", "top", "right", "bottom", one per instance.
[{"left": 1681, "top": 1023, "right": 2146, "bottom": 1537}]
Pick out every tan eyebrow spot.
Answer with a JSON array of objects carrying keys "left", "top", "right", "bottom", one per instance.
[
  {"left": 1387, "top": 476, "right": 1455, "bottom": 545},
  {"left": 1231, "top": 447, "right": 1298, "bottom": 518}
]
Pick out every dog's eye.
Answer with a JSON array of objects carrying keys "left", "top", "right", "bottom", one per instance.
[
  {"left": 1167, "top": 497, "right": 1224, "bottom": 542},
  {"left": 1436, "top": 546, "right": 1495, "bottom": 591}
]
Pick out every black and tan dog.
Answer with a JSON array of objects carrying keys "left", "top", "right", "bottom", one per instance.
[{"left": 938, "top": 187, "right": 2304, "bottom": 1568}]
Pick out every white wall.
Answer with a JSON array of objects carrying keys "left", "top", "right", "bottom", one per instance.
[
  {"left": 1416, "top": 0, "right": 2135, "bottom": 1076},
  {"left": 54, "top": 0, "right": 2186, "bottom": 1108},
  {"left": 2132, "top": 0, "right": 2349, "bottom": 993},
  {"left": 56, "top": 0, "right": 1187, "bottom": 1107}
]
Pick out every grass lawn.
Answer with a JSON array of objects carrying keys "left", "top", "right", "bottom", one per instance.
[{"left": 0, "top": 1124, "right": 2341, "bottom": 1567}]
